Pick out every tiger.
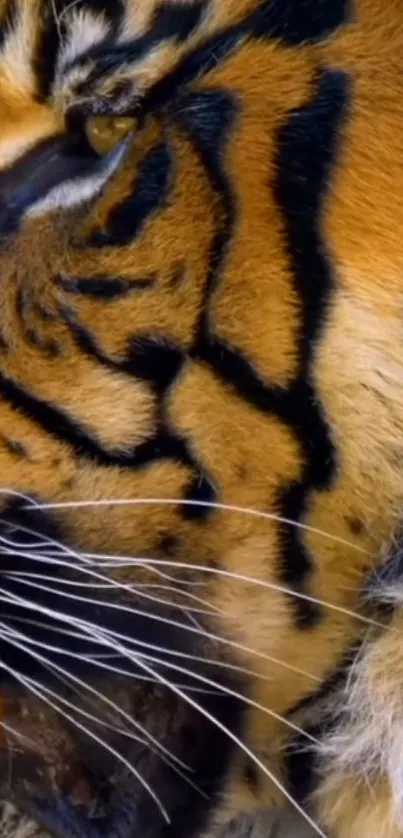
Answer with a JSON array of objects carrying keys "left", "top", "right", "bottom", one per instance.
[{"left": 0, "top": 0, "right": 402, "bottom": 836}]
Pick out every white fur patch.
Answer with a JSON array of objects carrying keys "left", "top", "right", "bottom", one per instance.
[
  {"left": 57, "top": 9, "right": 110, "bottom": 73},
  {"left": 27, "top": 139, "right": 128, "bottom": 217},
  {"left": 318, "top": 607, "right": 403, "bottom": 830},
  {"left": 0, "top": 3, "right": 36, "bottom": 94}
]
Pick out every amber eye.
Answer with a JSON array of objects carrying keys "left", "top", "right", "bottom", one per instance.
[{"left": 84, "top": 116, "right": 136, "bottom": 155}]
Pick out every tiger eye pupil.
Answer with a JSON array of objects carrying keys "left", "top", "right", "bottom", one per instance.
[{"left": 85, "top": 116, "right": 136, "bottom": 155}]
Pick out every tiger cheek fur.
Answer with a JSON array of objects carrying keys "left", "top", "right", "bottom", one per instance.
[{"left": 0, "top": 1, "right": 401, "bottom": 837}]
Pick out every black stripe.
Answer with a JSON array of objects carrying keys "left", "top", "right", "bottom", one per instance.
[
  {"left": 87, "top": 143, "right": 172, "bottom": 247},
  {"left": 171, "top": 75, "right": 348, "bottom": 625},
  {"left": 59, "top": 305, "right": 217, "bottom": 521},
  {"left": 67, "top": 0, "right": 207, "bottom": 80},
  {"left": 249, "top": 0, "right": 351, "bottom": 44},
  {"left": 140, "top": 1, "right": 349, "bottom": 116},
  {"left": 55, "top": 274, "right": 156, "bottom": 298},
  {"left": 69, "top": 0, "right": 347, "bottom": 109},
  {"left": 139, "top": 29, "right": 244, "bottom": 117},
  {"left": 150, "top": 2, "right": 207, "bottom": 42},
  {"left": 274, "top": 70, "right": 349, "bottom": 623},
  {"left": 0, "top": 367, "right": 215, "bottom": 482},
  {"left": 15, "top": 289, "right": 60, "bottom": 357},
  {"left": 174, "top": 89, "right": 237, "bottom": 340},
  {"left": 0, "top": 371, "right": 135, "bottom": 464},
  {"left": 285, "top": 642, "right": 361, "bottom": 804}
]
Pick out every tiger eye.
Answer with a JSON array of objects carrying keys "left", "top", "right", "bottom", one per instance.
[{"left": 85, "top": 116, "right": 136, "bottom": 155}]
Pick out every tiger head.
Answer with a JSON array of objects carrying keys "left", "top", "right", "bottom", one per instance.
[{"left": 0, "top": 1, "right": 401, "bottom": 837}]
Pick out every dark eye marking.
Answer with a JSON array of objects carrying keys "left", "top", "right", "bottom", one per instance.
[
  {"left": 85, "top": 143, "right": 172, "bottom": 248},
  {"left": 55, "top": 273, "right": 156, "bottom": 299}
]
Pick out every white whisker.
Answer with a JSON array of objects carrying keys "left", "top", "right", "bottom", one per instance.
[
  {"left": 84, "top": 555, "right": 384, "bottom": 633},
  {"left": 78, "top": 643, "right": 320, "bottom": 746},
  {"left": 1, "top": 610, "right": 313, "bottom": 694},
  {"left": 1, "top": 654, "right": 170, "bottom": 823},
  {"left": 23, "top": 496, "right": 370, "bottom": 555},
  {"left": 0, "top": 613, "right": 188, "bottom": 771},
  {"left": 5, "top": 570, "right": 220, "bottom": 617},
  {"left": 1, "top": 572, "right": 322, "bottom": 682},
  {"left": 72, "top": 623, "right": 330, "bottom": 838}
]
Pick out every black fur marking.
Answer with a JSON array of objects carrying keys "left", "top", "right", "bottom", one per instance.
[
  {"left": 0, "top": 437, "right": 30, "bottom": 459},
  {"left": 0, "top": 0, "right": 17, "bottom": 49},
  {"left": 243, "top": 760, "right": 260, "bottom": 794},
  {"left": 285, "top": 727, "right": 320, "bottom": 805},
  {"left": 0, "top": 367, "right": 213, "bottom": 478},
  {"left": 15, "top": 288, "right": 60, "bottom": 356},
  {"left": 273, "top": 70, "right": 349, "bottom": 624},
  {"left": 0, "top": 371, "right": 132, "bottom": 466},
  {"left": 347, "top": 516, "right": 364, "bottom": 536},
  {"left": 56, "top": 274, "right": 156, "bottom": 298},
  {"left": 150, "top": 2, "right": 207, "bottom": 42},
  {"left": 71, "top": 0, "right": 207, "bottom": 83},
  {"left": 174, "top": 89, "right": 237, "bottom": 340},
  {"left": 183, "top": 473, "right": 217, "bottom": 521},
  {"left": 87, "top": 143, "right": 172, "bottom": 247},
  {"left": 158, "top": 534, "right": 181, "bottom": 556},
  {"left": 172, "top": 75, "right": 347, "bottom": 625},
  {"left": 124, "top": 336, "right": 185, "bottom": 393},
  {"left": 249, "top": 0, "right": 350, "bottom": 44},
  {"left": 142, "top": 2, "right": 349, "bottom": 115},
  {"left": 169, "top": 264, "right": 187, "bottom": 289},
  {"left": 143, "top": 29, "right": 244, "bottom": 115},
  {"left": 287, "top": 643, "right": 361, "bottom": 719},
  {"left": 59, "top": 306, "right": 218, "bottom": 521}
]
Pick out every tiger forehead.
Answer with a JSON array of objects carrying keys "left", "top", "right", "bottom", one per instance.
[{"left": 0, "top": 0, "right": 351, "bottom": 114}]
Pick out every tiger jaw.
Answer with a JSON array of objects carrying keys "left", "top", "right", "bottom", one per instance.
[
  {"left": 0, "top": 515, "right": 245, "bottom": 838},
  {"left": 0, "top": 681, "right": 243, "bottom": 838}
]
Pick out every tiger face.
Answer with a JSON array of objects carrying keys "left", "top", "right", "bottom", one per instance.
[{"left": 0, "top": 1, "right": 402, "bottom": 837}]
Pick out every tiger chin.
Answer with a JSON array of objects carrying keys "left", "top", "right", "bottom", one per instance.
[{"left": 0, "top": 1, "right": 402, "bottom": 837}]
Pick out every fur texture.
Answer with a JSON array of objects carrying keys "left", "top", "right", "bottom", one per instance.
[{"left": 0, "top": 1, "right": 401, "bottom": 837}]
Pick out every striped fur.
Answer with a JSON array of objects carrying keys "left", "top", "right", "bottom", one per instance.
[{"left": 0, "top": 1, "right": 401, "bottom": 837}]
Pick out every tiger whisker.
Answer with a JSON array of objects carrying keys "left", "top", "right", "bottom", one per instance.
[
  {"left": 0, "top": 612, "right": 188, "bottom": 771},
  {"left": 76, "top": 641, "right": 321, "bottom": 746},
  {"left": 83, "top": 554, "right": 385, "bottom": 634},
  {"left": 5, "top": 569, "right": 221, "bottom": 617},
  {"left": 0, "top": 595, "right": 326, "bottom": 832},
  {"left": 0, "top": 583, "right": 321, "bottom": 745},
  {"left": 2, "top": 610, "right": 312, "bottom": 694},
  {"left": 0, "top": 615, "right": 221, "bottom": 696},
  {"left": 79, "top": 624, "right": 330, "bottom": 838},
  {"left": 18, "top": 656, "right": 209, "bottom": 801},
  {"left": 1, "top": 646, "right": 202, "bottom": 792},
  {"left": 0, "top": 719, "right": 37, "bottom": 750},
  {"left": 0, "top": 516, "right": 362, "bottom": 633},
  {"left": 0, "top": 648, "right": 170, "bottom": 822},
  {"left": 0, "top": 545, "right": 219, "bottom": 617},
  {"left": 0, "top": 507, "right": 93, "bottom": 565},
  {"left": 2, "top": 571, "right": 322, "bottom": 682},
  {"left": 24, "top": 495, "right": 370, "bottom": 555}
]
